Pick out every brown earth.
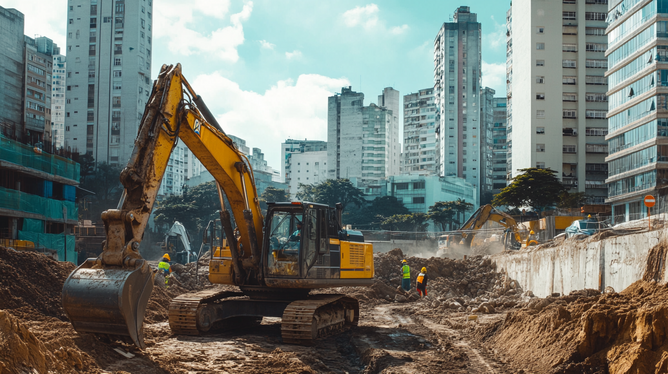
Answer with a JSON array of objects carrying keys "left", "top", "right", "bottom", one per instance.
[{"left": 1, "top": 243, "right": 666, "bottom": 373}]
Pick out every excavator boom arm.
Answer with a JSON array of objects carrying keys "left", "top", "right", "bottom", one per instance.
[{"left": 62, "top": 64, "right": 264, "bottom": 349}]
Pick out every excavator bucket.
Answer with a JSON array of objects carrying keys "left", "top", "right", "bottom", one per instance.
[{"left": 61, "top": 258, "right": 154, "bottom": 349}]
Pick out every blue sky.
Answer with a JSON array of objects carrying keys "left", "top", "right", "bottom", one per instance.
[{"left": 8, "top": 0, "right": 510, "bottom": 170}]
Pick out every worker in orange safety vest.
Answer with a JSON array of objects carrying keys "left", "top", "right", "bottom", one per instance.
[{"left": 416, "top": 267, "right": 428, "bottom": 297}]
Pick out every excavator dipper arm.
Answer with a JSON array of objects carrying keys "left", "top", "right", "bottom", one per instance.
[
  {"left": 62, "top": 64, "right": 264, "bottom": 349},
  {"left": 458, "top": 204, "right": 522, "bottom": 248}
]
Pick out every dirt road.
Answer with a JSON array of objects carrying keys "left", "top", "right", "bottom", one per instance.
[{"left": 89, "top": 300, "right": 511, "bottom": 374}]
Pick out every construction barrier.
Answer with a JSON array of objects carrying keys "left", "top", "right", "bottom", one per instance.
[
  {"left": 0, "top": 186, "right": 77, "bottom": 221},
  {"left": 18, "top": 231, "right": 76, "bottom": 264},
  {"left": 0, "top": 134, "right": 80, "bottom": 182}
]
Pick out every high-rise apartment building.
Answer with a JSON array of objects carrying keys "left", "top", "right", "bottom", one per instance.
[
  {"left": 282, "top": 139, "right": 328, "bottom": 197},
  {"left": 606, "top": 0, "right": 668, "bottom": 221},
  {"left": 327, "top": 86, "right": 400, "bottom": 194},
  {"left": 403, "top": 88, "right": 437, "bottom": 175},
  {"left": 65, "top": 0, "right": 153, "bottom": 164},
  {"left": 480, "top": 87, "right": 495, "bottom": 200},
  {"left": 377, "top": 87, "right": 402, "bottom": 176},
  {"left": 23, "top": 36, "right": 54, "bottom": 145},
  {"left": 433, "top": 6, "right": 483, "bottom": 202},
  {"left": 506, "top": 0, "right": 609, "bottom": 203},
  {"left": 52, "top": 54, "right": 67, "bottom": 149},
  {"left": 0, "top": 7, "right": 25, "bottom": 133},
  {"left": 491, "top": 97, "right": 508, "bottom": 194}
]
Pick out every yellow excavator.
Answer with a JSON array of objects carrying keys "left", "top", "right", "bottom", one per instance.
[
  {"left": 458, "top": 205, "right": 539, "bottom": 250},
  {"left": 61, "top": 64, "right": 374, "bottom": 349}
]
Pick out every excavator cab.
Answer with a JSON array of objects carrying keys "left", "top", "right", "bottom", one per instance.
[{"left": 267, "top": 208, "right": 304, "bottom": 277}]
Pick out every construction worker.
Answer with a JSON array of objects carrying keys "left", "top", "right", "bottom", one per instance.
[
  {"left": 401, "top": 259, "right": 411, "bottom": 292},
  {"left": 158, "top": 254, "right": 172, "bottom": 288},
  {"left": 416, "top": 267, "right": 428, "bottom": 297}
]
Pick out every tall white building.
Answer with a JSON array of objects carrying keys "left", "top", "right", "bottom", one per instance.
[
  {"left": 327, "top": 86, "right": 400, "bottom": 195},
  {"left": 282, "top": 139, "right": 328, "bottom": 197},
  {"left": 377, "top": 87, "right": 402, "bottom": 176},
  {"left": 506, "top": 0, "right": 608, "bottom": 203},
  {"left": 403, "top": 88, "right": 437, "bottom": 175},
  {"left": 157, "top": 142, "right": 187, "bottom": 198},
  {"left": 433, "top": 6, "right": 483, "bottom": 202},
  {"left": 65, "top": 0, "right": 153, "bottom": 164},
  {"left": 52, "top": 54, "right": 66, "bottom": 149}
]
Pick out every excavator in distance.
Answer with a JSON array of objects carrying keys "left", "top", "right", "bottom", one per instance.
[
  {"left": 456, "top": 205, "right": 539, "bottom": 250},
  {"left": 61, "top": 64, "right": 374, "bottom": 349}
]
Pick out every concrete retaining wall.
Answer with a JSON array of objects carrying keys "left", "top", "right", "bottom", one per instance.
[{"left": 491, "top": 230, "right": 664, "bottom": 298}]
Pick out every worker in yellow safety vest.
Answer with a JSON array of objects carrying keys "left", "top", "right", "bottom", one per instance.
[
  {"left": 401, "top": 259, "right": 411, "bottom": 292},
  {"left": 158, "top": 253, "right": 172, "bottom": 288},
  {"left": 416, "top": 267, "right": 428, "bottom": 297}
]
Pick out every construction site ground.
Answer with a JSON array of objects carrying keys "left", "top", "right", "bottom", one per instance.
[{"left": 2, "top": 241, "right": 668, "bottom": 373}]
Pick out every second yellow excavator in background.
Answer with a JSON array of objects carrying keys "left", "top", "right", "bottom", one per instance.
[
  {"left": 457, "top": 204, "right": 539, "bottom": 250},
  {"left": 61, "top": 64, "right": 374, "bottom": 349}
]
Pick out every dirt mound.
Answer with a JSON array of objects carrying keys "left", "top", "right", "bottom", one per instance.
[
  {"left": 343, "top": 248, "right": 527, "bottom": 313},
  {"left": 0, "top": 246, "right": 75, "bottom": 320},
  {"left": 643, "top": 241, "right": 668, "bottom": 282},
  {"left": 480, "top": 280, "right": 668, "bottom": 373}
]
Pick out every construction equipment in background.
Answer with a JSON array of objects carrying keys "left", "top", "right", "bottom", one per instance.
[
  {"left": 161, "top": 221, "right": 193, "bottom": 264},
  {"left": 61, "top": 64, "right": 374, "bottom": 350},
  {"left": 458, "top": 205, "right": 539, "bottom": 250},
  {"left": 0, "top": 238, "right": 35, "bottom": 251}
]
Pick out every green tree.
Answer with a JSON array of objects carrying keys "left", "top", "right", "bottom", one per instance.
[
  {"left": 558, "top": 191, "right": 588, "bottom": 209},
  {"left": 453, "top": 198, "right": 474, "bottom": 227},
  {"left": 345, "top": 196, "right": 409, "bottom": 229},
  {"left": 259, "top": 186, "right": 290, "bottom": 210},
  {"left": 492, "top": 168, "right": 565, "bottom": 213},
  {"left": 297, "top": 179, "right": 365, "bottom": 211},
  {"left": 380, "top": 213, "right": 429, "bottom": 232},
  {"left": 428, "top": 202, "right": 457, "bottom": 231}
]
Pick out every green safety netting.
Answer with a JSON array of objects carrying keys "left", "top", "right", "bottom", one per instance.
[
  {"left": 0, "top": 134, "right": 80, "bottom": 182},
  {"left": 0, "top": 187, "right": 77, "bottom": 221},
  {"left": 22, "top": 218, "right": 44, "bottom": 232},
  {"left": 18, "top": 231, "right": 76, "bottom": 264}
]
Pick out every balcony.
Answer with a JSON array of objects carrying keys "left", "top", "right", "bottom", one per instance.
[
  {"left": 563, "top": 128, "right": 577, "bottom": 136},
  {"left": 586, "top": 144, "right": 608, "bottom": 154}
]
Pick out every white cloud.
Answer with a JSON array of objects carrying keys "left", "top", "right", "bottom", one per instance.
[
  {"left": 482, "top": 61, "right": 506, "bottom": 95},
  {"left": 259, "top": 40, "right": 275, "bottom": 50},
  {"left": 3, "top": 0, "right": 67, "bottom": 49},
  {"left": 285, "top": 50, "right": 303, "bottom": 60},
  {"left": 390, "top": 25, "right": 409, "bottom": 35},
  {"left": 485, "top": 15, "right": 507, "bottom": 51},
  {"left": 192, "top": 72, "right": 350, "bottom": 167},
  {"left": 154, "top": 0, "right": 253, "bottom": 62},
  {"left": 342, "top": 4, "right": 379, "bottom": 29}
]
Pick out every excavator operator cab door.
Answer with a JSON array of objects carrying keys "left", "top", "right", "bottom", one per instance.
[{"left": 266, "top": 206, "right": 304, "bottom": 277}]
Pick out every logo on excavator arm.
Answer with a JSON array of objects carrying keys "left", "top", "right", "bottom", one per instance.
[{"left": 194, "top": 119, "right": 201, "bottom": 137}]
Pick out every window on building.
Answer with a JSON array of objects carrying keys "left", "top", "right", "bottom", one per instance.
[
  {"left": 585, "top": 75, "right": 607, "bottom": 85},
  {"left": 586, "top": 59, "right": 607, "bottom": 69},
  {"left": 585, "top": 27, "right": 606, "bottom": 35},
  {"left": 537, "top": 26, "right": 544, "bottom": 34},
  {"left": 537, "top": 110, "right": 545, "bottom": 118},
  {"left": 395, "top": 183, "right": 409, "bottom": 190},
  {"left": 113, "top": 70, "right": 122, "bottom": 77},
  {"left": 115, "top": 3, "right": 124, "bottom": 13},
  {"left": 114, "top": 44, "right": 122, "bottom": 54},
  {"left": 536, "top": 60, "right": 545, "bottom": 66},
  {"left": 563, "top": 26, "right": 577, "bottom": 35},
  {"left": 90, "top": 17, "right": 97, "bottom": 28},
  {"left": 563, "top": 109, "right": 577, "bottom": 118},
  {"left": 536, "top": 93, "right": 545, "bottom": 100},
  {"left": 114, "top": 57, "right": 121, "bottom": 66},
  {"left": 536, "top": 144, "right": 545, "bottom": 152},
  {"left": 563, "top": 60, "right": 576, "bottom": 68},
  {"left": 563, "top": 0, "right": 576, "bottom": 3},
  {"left": 585, "top": 12, "right": 606, "bottom": 21},
  {"left": 585, "top": 92, "right": 607, "bottom": 102},
  {"left": 563, "top": 11, "right": 576, "bottom": 20},
  {"left": 563, "top": 76, "right": 577, "bottom": 85},
  {"left": 563, "top": 93, "right": 577, "bottom": 102},
  {"left": 112, "top": 96, "right": 121, "bottom": 108},
  {"left": 586, "top": 43, "right": 607, "bottom": 52},
  {"left": 562, "top": 44, "right": 577, "bottom": 52},
  {"left": 536, "top": 162, "right": 545, "bottom": 168},
  {"left": 585, "top": 109, "right": 607, "bottom": 119},
  {"left": 536, "top": 42, "right": 545, "bottom": 50},
  {"left": 536, "top": 127, "right": 545, "bottom": 134},
  {"left": 536, "top": 76, "right": 545, "bottom": 84},
  {"left": 563, "top": 145, "right": 577, "bottom": 153},
  {"left": 585, "top": 127, "right": 608, "bottom": 136},
  {"left": 412, "top": 197, "right": 425, "bottom": 204}
]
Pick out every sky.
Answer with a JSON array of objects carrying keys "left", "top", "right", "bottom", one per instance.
[{"left": 6, "top": 0, "right": 510, "bottom": 170}]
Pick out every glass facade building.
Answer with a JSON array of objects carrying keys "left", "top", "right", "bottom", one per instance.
[{"left": 606, "top": 0, "right": 668, "bottom": 222}]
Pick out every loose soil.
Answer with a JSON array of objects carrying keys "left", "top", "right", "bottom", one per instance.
[{"left": 1, "top": 243, "right": 666, "bottom": 373}]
